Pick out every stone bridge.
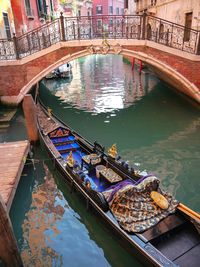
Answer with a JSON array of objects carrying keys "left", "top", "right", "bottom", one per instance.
[{"left": 0, "top": 14, "right": 200, "bottom": 105}]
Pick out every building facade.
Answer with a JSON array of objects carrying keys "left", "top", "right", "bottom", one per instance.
[
  {"left": 135, "top": 0, "right": 200, "bottom": 30},
  {"left": 124, "top": 0, "right": 136, "bottom": 15},
  {"left": 10, "top": 0, "right": 56, "bottom": 36},
  {"left": 92, "top": 0, "right": 125, "bottom": 16},
  {"left": 0, "top": 0, "right": 15, "bottom": 39},
  {"left": 55, "top": 0, "right": 92, "bottom": 17}
]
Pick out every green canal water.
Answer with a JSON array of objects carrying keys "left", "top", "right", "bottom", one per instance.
[{"left": 1, "top": 54, "right": 200, "bottom": 266}]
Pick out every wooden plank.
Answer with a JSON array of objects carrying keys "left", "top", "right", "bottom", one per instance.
[
  {"left": 0, "top": 140, "right": 30, "bottom": 211},
  {"left": 137, "top": 214, "right": 185, "bottom": 242},
  {"left": 174, "top": 243, "right": 200, "bottom": 267},
  {"left": 155, "top": 225, "right": 200, "bottom": 261},
  {"left": 0, "top": 195, "right": 23, "bottom": 266}
]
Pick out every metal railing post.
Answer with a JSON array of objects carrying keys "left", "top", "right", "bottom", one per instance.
[
  {"left": 142, "top": 12, "right": 147, "bottom": 39},
  {"left": 166, "top": 29, "right": 169, "bottom": 46},
  {"left": 73, "top": 21, "right": 76, "bottom": 39},
  {"left": 77, "top": 17, "right": 80, "bottom": 39},
  {"left": 60, "top": 12, "right": 65, "bottom": 41},
  {"left": 13, "top": 33, "right": 19, "bottom": 59},
  {"left": 196, "top": 31, "right": 200, "bottom": 55}
]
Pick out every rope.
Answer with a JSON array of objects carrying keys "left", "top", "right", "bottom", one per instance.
[{"left": 24, "top": 157, "right": 54, "bottom": 166}]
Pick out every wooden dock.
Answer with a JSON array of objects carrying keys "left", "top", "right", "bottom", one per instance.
[{"left": 0, "top": 140, "right": 30, "bottom": 211}]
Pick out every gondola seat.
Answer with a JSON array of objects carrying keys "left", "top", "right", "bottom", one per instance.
[{"left": 81, "top": 153, "right": 102, "bottom": 171}]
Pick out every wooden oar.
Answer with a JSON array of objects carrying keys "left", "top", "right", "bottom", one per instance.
[{"left": 178, "top": 203, "right": 200, "bottom": 222}]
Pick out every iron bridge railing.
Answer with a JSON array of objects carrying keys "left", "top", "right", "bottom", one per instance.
[{"left": 0, "top": 13, "right": 200, "bottom": 60}]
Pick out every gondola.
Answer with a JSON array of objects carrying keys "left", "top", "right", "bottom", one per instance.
[
  {"left": 36, "top": 100, "right": 200, "bottom": 267},
  {"left": 45, "top": 63, "right": 72, "bottom": 79}
]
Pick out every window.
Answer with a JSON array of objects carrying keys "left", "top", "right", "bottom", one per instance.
[
  {"left": 96, "top": 5, "right": 102, "bottom": 15},
  {"left": 125, "top": 0, "right": 128, "bottom": 9},
  {"left": 151, "top": 0, "right": 157, "bottom": 6},
  {"left": 184, "top": 12, "right": 192, "bottom": 41},
  {"left": 2, "top": 12, "right": 11, "bottom": 39},
  {"left": 109, "top": 6, "right": 113, "bottom": 14},
  {"left": 25, "top": 0, "right": 33, "bottom": 17},
  {"left": 116, "top": 7, "right": 119, "bottom": 15},
  {"left": 78, "top": 10, "right": 81, "bottom": 17},
  {"left": 37, "top": 0, "right": 47, "bottom": 18},
  {"left": 121, "top": 8, "right": 124, "bottom": 15},
  {"left": 109, "top": 19, "right": 113, "bottom": 26},
  {"left": 97, "top": 19, "right": 102, "bottom": 28},
  {"left": 50, "top": 0, "right": 53, "bottom": 13}
]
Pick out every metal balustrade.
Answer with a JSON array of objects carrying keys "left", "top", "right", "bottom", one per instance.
[
  {"left": 16, "top": 19, "right": 61, "bottom": 59},
  {"left": 146, "top": 15, "right": 200, "bottom": 54},
  {"left": 0, "top": 39, "right": 16, "bottom": 60},
  {"left": 0, "top": 14, "right": 200, "bottom": 60}
]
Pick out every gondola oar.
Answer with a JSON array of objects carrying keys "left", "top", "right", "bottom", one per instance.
[{"left": 178, "top": 203, "right": 200, "bottom": 222}]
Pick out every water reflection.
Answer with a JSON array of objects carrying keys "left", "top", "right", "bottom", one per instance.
[
  {"left": 42, "top": 55, "right": 157, "bottom": 114},
  {"left": 19, "top": 161, "right": 141, "bottom": 267},
  {"left": 21, "top": 163, "right": 65, "bottom": 266}
]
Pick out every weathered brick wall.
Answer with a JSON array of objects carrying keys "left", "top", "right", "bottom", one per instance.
[
  {"left": 124, "top": 46, "right": 200, "bottom": 90},
  {"left": 0, "top": 46, "right": 84, "bottom": 97}
]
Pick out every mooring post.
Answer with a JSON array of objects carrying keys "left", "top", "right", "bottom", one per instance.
[
  {"left": 22, "top": 94, "right": 39, "bottom": 144},
  {"left": 60, "top": 12, "right": 66, "bottom": 41},
  {"left": 132, "top": 58, "right": 135, "bottom": 71},
  {"left": 142, "top": 11, "right": 147, "bottom": 40},
  {"left": 139, "top": 60, "right": 143, "bottom": 75},
  {"left": 0, "top": 195, "right": 23, "bottom": 266},
  {"left": 13, "top": 33, "right": 19, "bottom": 60}
]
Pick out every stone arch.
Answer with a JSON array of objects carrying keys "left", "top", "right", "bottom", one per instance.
[{"left": 1, "top": 45, "right": 200, "bottom": 105}]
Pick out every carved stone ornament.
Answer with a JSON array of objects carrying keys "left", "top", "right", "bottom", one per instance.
[
  {"left": 87, "top": 40, "right": 122, "bottom": 55},
  {"left": 112, "top": 43, "right": 122, "bottom": 54}
]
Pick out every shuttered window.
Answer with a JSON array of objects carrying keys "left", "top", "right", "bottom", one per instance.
[
  {"left": 184, "top": 12, "right": 192, "bottom": 42},
  {"left": 25, "top": 0, "right": 34, "bottom": 17},
  {"left": 2, "top": 12, "right": 11, "bottom": 39},
  {"left": 37, "top": 0, "right": 47, "bottom": 18}
]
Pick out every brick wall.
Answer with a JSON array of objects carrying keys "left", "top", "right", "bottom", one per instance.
[{"left": 0, "top": 46, "right": 83, "bottom": 97}]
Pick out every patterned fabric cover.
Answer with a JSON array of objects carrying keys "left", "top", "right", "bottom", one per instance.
[
  {"left": 99, "top": 168, "right": 122, "bottom": 183},
  {"left": 82, "top": 154, "right": 101, "bottom": 165},
  {"left": 102, "top": 176, "right": 179, "bottom": 233}
]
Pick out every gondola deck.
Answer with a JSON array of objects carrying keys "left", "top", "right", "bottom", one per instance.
[{"left": 37, "top": 101, "right": 200, "bottom": 267}]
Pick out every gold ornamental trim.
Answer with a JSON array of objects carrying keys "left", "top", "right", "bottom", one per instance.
[{"left": 87, "top": 40, "right": 122, "bottom": 55}]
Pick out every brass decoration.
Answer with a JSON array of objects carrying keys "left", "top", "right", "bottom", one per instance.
[
  {"left": 87, "top": 40, "right": 122, "bottom": 55},
  {"left": 47, "top": 107, "right": 52, "bottom": 116},
  {"left": 101, "top": 39, "right": 110, "bottom": 54},
  {"left": 87, "top": 45, "right": 95, "bottom": 54},
  {"left": 108, "top": 144, "right": 118, "bottom": 159},
  {"left": 66, "top": 151, "right": 74, "bottom": 168}
]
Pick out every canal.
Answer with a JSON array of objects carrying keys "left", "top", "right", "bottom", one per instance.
[{"left": 1, "top": 54, "right": 200, "bottom": 266}]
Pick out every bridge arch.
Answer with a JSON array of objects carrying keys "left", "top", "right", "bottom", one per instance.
[{"left": 1, "top": 40, "right": 200, "bottom": 105}]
